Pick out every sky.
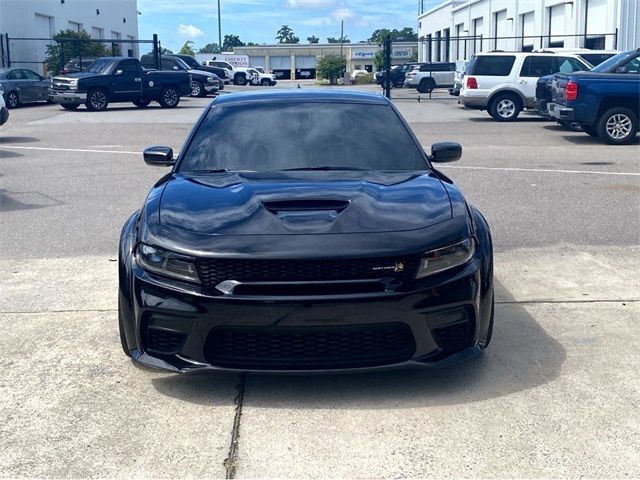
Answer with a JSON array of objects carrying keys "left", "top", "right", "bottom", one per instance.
[{"left": 137, "top": 0, "right": 442, "bottom": 53}]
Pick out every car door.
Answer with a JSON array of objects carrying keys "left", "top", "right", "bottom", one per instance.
[
  {"left": 6, "top": 69, "right": 32, "bottom": 102},
  {"left": 22, "top": 69, "right": 49, "bottom": 101},
  {"left": 111, "top": 59, "right": 142, "bottom": 101},
  {"left": 517, "top": 55, "right": 555, "bottom": 100}
]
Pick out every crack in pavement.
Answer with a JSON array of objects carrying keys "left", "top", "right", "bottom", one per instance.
[{"left": 224, "top": 373, "right": 247, "bottom": 479}]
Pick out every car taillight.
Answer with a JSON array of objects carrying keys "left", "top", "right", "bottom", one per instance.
[
  {"left": 466, "top": 77, "right": 478, "bottom": 89},
  {"left": 566, "top": 81, "right": 578, "bottom": 101}
]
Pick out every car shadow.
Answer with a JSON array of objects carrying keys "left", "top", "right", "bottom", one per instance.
[
  {"left": 562, "top": 135, "right": 639, "bottom": 145},
  {"left": 0, "top": 149, "right": 23, "bottom": 159},
  {"left": 0, "top": 136, "right": 39, "bottom": 144},
  {"left": 467, "top": 116, "right": 549, "bottom": 123},
  {"left": 151, "top": 278, "right": 566, "bottom": 408}
]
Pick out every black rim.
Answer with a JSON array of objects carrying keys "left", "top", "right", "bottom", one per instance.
[
  {"left": 164, "top": 89, "right": 178, "bottom": 105},
  {"left": 7, "top": 92, "right": 18, "bottom": 107},
  {"left": 90, "top": 91, "right": 107, "bottom": 109}
]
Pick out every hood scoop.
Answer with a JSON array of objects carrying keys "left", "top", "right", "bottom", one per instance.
[{"left": 262, "top": 199, "right": 350, "bottom": 224}]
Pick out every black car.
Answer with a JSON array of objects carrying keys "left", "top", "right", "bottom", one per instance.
[
  {"left": 375, "top": 63, "right": 418, "bottom": 88},
  {"left": 118, "top": 89, "right": 494, "bottom": 373},
  {"left": 170, "top": 54, "right": 228, "bottom": 87},
  {"left": 140, "top": 54, "right": 221, "bottom": 97}
]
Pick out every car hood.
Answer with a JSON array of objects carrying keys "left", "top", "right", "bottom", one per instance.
[
  {"left": 188, "top": 69, "right": 215, "bottom": 77},
  {"left": 157, "top": 171, "right": 452, "bottom": 236}
]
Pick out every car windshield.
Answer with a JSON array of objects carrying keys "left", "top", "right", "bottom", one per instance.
[
  {"left": 87, "top": 59, "right": 114, "bottom": 74},
  {"left": 180, "top": 56, "right": 199, "bottom": 68},
  {"left": 179, "top": 102, "right": 427, "bottom": 173},
  {"left": 590, "top": 51, "right": 634, "bottom": 72},
  {"left": 174, "top": 57, "right": 191, "bottom": 70}
]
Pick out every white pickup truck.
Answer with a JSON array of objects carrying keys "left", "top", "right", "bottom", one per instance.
[
  {"left": 404, "top": 62, "right": 456, "bottom": 93},
  {"left": 250, "top": 67, "right": 277, "bottom": 86}
]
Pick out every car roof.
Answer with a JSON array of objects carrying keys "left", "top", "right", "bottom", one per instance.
[{"left": 212, "top": 89, "right": 390, "bottom": 106}]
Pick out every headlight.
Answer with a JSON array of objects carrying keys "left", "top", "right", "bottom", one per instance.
[
  {"left": 135, "top": 244, "right": 200, "bottom": 283},
  {"left": 415, "top": 238, "right": 475, "bottom": 279},
  {"left": 207, "top": 76, "right": 216, "bottom": 83},
  {"left": 68, "top": 79, "right": 78, "bottom": 90}
]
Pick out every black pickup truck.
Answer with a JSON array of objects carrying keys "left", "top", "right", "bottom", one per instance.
[{"left": 49, "top": 57, "right": 191, "bottom": 111}]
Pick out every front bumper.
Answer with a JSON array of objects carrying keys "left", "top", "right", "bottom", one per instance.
[
  {"left": 547, "top": 102, "right": 575, "bottom": 121},
  {"left": 50, "top": 91, "right": 87, "bottom": 103},
  {"left": 121, "top": 256, "right": 492, "bottom": 374},
  {"left": 204, "top": 83, "right": 220, "bottom": 93},
  {"left": 0, "top": 106, "right": 8, "bottom": 126}
]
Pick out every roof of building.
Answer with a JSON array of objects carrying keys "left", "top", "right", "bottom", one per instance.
[{"left": 212, "top": 88, "right": 390, "bottom": 106}]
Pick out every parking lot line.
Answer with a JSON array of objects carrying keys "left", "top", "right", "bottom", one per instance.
[
  {"left": 2, "top": 145, "right": 140, "bottom": 155},
  {"left": 441, "top": 164, "right": 640, "bottom": 177}
]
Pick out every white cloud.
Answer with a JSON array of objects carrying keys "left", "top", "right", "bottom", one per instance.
[{"left": 178, "top": 24, "right": 205, "bottom": 39}]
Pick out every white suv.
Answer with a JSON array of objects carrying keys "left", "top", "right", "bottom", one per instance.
[
  {"left": 460, "top": 52, "right": 590, "bottom": 121},
  {"left": 404, "top": 62, "right": 456, "bottom": 93}
]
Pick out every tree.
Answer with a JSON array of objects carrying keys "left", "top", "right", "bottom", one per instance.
[
  {"left": 179, "top": 41, "right": 195, "bottom": 56},
  {"left": 159, "top": 47, "right": 174, "bottom": 54},
  {"left": 199, "top": 43, "right": 220, "bottom": 53},
  {"left": 373, "top": 49, "right": 385, "bottom": 71},
  {"left": 368, "top": 27, "right": 417, "bottom": 44},
  {"left": 327, "top": 36, "right": 350, "bottom": 44},
  {"left": 45, "top": 29, "right": 108, "bottom": 75},
  {"left": 316, "top": 54, "right": 346, "bottom": 85},
  {"left": 276, "top": 25, "right": 299, "bottom": 44},
  {"left": 307, "top": 35, "right": 319, "bottom": 44},
  {"left": 246, "top": 42, "right": 258, "bottom": 46},
  {"left": 222, "top": 34, "right": 245, "bottom": 51}
]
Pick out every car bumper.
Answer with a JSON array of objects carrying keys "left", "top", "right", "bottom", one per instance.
[
  {"left": 403, "top": 80, "right": 418, "bottom": 88},
  {"left": 534, "top": 98, "right": 549, "bottom": 117},
  {"left": 547, "top": 102, "right": 575, "bottom": 121},
  {"left": 121, "top": 256, "right": 492, "bottom": 374},
  {"left": 204, "top": 84, "right": 219, "bottom": 93},
  {"left": 459, "top": 94, "right": 488, "bottom": 109},
  {"left": 50, "top": 91, "right": 87, "bottom": 103},
  {"left": 0, "top": 106, "right": 8, "bottom": 126}
]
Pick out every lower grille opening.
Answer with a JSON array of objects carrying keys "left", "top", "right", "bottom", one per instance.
[
  {"left": 146, "top": 326, "right": 186, "bottom": 355},
  {"left": 203, "top": 323, "right": 416, "bottom": 370},
  {"left": 431, "top": 319, "right": 473, "bottom": 354},
  {"left": 232, "top": 281, "right": 385, "bottom": 296}
]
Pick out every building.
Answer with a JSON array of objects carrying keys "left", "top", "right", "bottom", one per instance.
[
  {"left": 0, "top": 0, "right": 139, "bottom": 73},
  {"left": 417, "top": 0, "right": 639, "bottom": 63},
  {"left": 197, "top": 42, "right": 419, "bottom": 80}
]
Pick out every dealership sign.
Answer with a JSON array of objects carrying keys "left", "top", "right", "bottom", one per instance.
[{"left": 351, "top": 48, "right": 412, "bottom": 59}]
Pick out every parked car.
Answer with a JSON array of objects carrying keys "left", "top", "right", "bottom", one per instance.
[
  {"left": 375, "top": 63, "right": 418, "bottom": 88},
  {"left": 460, "top": 52, "right": 591, "bottom": 121},
  {"left": 118, "top": 89, "right": 494, "bottom": 373},
  {"left": 204, "top": 60, "right": 256, "bottom": 85},
  {"left": 449, "top": 60, "right": 469, "bottom": 97},
  {"left": 535, "top": 50, "right": 618, "bottom": 120},
  {"left": 548, "top": 49, "right": 640, "bottom": 144},
  {"left": 350, "top": 69, "right": 370, "bottom": 83},
  {"left": 49, "top": 57, "right": 191, "bottom": 111},
  {"left": 168, "top": 54, "right": 227, "bottom": 88},
  {"left": 0, "top": 85, "right": 9, "bottom": 127},
  {"left": 534, "top": 48, "right": 618, "bottom": 67},
  {"left": 140, "top": 54, "right": 220, "bottom": 97},
  {"left": 248, "top": 68, "right": 277, "bottom": 86},
  {"left": 61, "top": 57, "right": 97, "bottom": 74},
  {"left": 404, "top": 62, "right": 456, "bottom": 93},
  {"left": 0, "top": 67, "right": 51, "bottom": 108}
]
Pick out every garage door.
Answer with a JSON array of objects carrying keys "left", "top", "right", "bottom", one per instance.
[
  {"left": 270, "top": 56, "right": 291, "bottom": 69},
  {"left": 586, "top": 0, "right": 608, "bottom": 36},
  {"left": 248, "top": 56, "right": 265, "bottom": 68},
  {"left": 521, "top": 11, "right": 535, "bottom": 49},
  {"left": 295, "top": 56, "right": 315, "bottom": 68},
  {"left": 494, "top": 9, "right": 508, "bottom": 51},
  {"left": 549, "top": 5, "right": 566, "bottom": 47}
]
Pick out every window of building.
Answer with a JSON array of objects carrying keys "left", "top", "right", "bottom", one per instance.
[
  {"left": 443, "top": 28, "right": 450, "bottom": 62},
  {"left": 92, "top": 27, "right": 104, "bottom": 39},
  {"left": 435, "top": 31, "right": 441, "bottom": 62},
  {"left": 68, "top": 21, "right": 82, "bottom": 32}
]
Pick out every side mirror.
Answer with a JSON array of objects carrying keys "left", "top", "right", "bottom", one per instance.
[
  {"left": 615, "top": 66, "right": 628, "bottom": 74},
  {"left": 143, "top": 146, "right": 174, "bottom": 166},
  {"left": 172, "top": 65, "right": 179, "bottom": 70},
  {"left": 430, "top": 142, "right": 462, "bottom": 163},
  {"left": 115, "top": 69, "right": 123, "bottom": 76}
]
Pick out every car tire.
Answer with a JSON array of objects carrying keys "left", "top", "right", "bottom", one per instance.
[
  {"left": 417, "top": 78, "right": 435, "bottom": 94},
  {"left": 118, "top": 297, "right": 132, "bottom": 358},
  {"left": 159, "top": 86, "right": 180, "bottom": 108},
  {"left": 596, "top": 107, "right": 638, "bottom": 145},
  {"left": 85, "top": 88, "right": 109, "bottom": 111},
  {"left": 133, "top": 99, "right": 151, "bottom": 108},
  {"left": 234, "top": 74, "right": 247, "bottom": 86},
  {"left": 260, "top": 78, "right": 271, "bottom": 86},
  {"left": 218, "top": 82, "right": 224, "bottom": 91},
  {"left": 60, "top": 102, "right": 80, "bottom": 111},
  {"left": 582, "top": 125, "right": 599, "bottom": 137},
  {"left": 190, "top": 81, "right": 205, "bottom": 97},
  {"left": 5, "top": 91, "right": 19, "bottom": 109},
  {"left": 489, "top": 93, "right": 522, "bottom": 121}
]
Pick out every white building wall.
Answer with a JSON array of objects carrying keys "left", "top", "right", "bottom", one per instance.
[
  {"left": 418, "top": 0, "right": 638, "bottom": 62},
  {"left": 0, "top": 0, "right": 139, "bottom": 73}
]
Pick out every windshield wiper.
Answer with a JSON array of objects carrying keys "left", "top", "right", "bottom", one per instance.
[{"left": 283, "top": 166, "right": 366, "bottom": 171}]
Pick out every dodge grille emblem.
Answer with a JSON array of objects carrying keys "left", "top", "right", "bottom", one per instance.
[{"left": 372, "top": 262, "right": 405, "bottom": 273}]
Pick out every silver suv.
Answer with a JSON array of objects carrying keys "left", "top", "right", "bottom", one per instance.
[
  {"left": 404, "top": 62, "right": 456, "bottom": 93},
  {"left": 460, "top": 52, "right": 590, "bottom": 121}
]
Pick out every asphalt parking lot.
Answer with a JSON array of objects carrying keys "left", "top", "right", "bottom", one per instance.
[{"left": 1, "top": 82, "right": 639, "bottom": 478}]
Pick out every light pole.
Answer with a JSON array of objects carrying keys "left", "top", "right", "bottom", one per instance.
[{"left": 217, "top": 0, "right": 222, "bottom": 51}]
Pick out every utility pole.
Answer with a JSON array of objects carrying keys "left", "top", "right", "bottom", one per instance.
[
  {"left": 217, "top": 0, "right": 222, "bottom": 51},
  {"left": 339, "top": 20, "right": 344, "bottom": 67},
  {"left": 383, "top": 33, "right": 391, "bottom": 99}
]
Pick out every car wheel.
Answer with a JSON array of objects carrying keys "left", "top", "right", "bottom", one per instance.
[
  {"left": 417, "top": 78, "right": 435, "bottom": 94},
  {"left": 190, "top": 81, "right": 205, "bottom": 97},
  {"left": 159, "top": 86, "right": 180, "bottom": 108},
  {"left": 60, "top": 102, "right": 80, "bottom": 111},
  {"left": 597, "top": 107, "right": 638, "bottom": 145},
  {"left": 234, "top": 74, "right": 247, "bottom": 86},
  {"left": 6, "top": 91, "right": 19, "bottom": 109},
  {"left": 582, "top": 125, "right": 599, "bottom": 137},
  {"left": 489, "top": 93, "right": 522, "bottom": 121},
  {"left": 218, "top": 82, "right": 224, "bottom": 91},
  {"left": 133, "top": 99, "right": 151, "bottom": 108},
  {"left": 260, "top": 78, "right": 271, "bottom": 86},
  {"left": 85, "top": 88, "right": 109, "bottom": 111},
  {"left": 118, "top": 297, "right": 132, "bottom": 358}
]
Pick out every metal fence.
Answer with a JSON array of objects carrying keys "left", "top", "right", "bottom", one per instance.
[{"left": 0, "top": 33, "right": 161, "bottom": 75}]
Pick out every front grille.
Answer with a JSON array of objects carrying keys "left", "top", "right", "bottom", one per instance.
[
  {"left": 431, "top": 320, "right": 473, "bottom": 353},
  {"left": 203, "top": 323, "right": 416, "bottom": 370},
  {"left": 146, "top": 327, "right": 186, "bottom": 354},
  {"left": 196, "top": 256, "right": 419, "bottom": 290}
]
